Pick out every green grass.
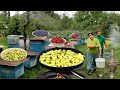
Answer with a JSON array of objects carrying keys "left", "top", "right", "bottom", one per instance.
[
  {"left": 74, "top": 44, "right": 120, "bottom": 79},
  {"left": 20, "top": 66, "right": 49, "bottom": 79},
  {"left": 73, "top": 45, "right": 112, "bottom": 79},
  {"left": 0, "top": 37, "right": 120, "bottom": 79},
  {"left": 113, "top": 48, "right": 120, "bottom": 79},
  {"left": 21, "top": 44, "right": 111, "bottom": 79},
  {"left": 0, "top": 37, "right": 8, "bottom": 50}
]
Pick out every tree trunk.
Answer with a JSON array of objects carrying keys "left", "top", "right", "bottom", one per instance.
[
  {"left": 23, "top": 11, "right": 30, "bottom": 50},
  {"left": 44, "top": 11, "right": 54, "bottom": 16},
  {"left": 50, "top": 11, "right": 54, "bottom": 17},
  {"left": 7, "top": 11, "right": 10, "bottom": 24},
  {"left": 8, "top": 11, "right": 10, "bottom": 17},
  {"left": 3, "top": 11, "right": 7, "bottom": 17}
]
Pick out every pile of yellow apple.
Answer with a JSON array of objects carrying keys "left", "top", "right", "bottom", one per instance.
[
  {"left": 1, "top": 49, "right": 27, "bottom": 61},
  {"left": 39, "top": 49, "right": 84, "bottom": 67}
]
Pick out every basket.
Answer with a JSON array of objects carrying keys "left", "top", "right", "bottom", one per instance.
[
  {"left": 32, "top": 31, "right": 47, "bottom": 40},
  {"left": 0, "top": 48, "right": 27, "bottom": 62},
  {"left": 34, "top": 36, "right": 47, "bottom": 40},
  {"left": 49, "top": 38, "right": 66, "bottom": 47},
  {"left": 51, "top": 43, "right": 65, "bottom": 47}
]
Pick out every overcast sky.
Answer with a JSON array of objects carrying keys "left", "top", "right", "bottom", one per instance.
[
  {"left": 54, "top": 11, "right": 77, "bottom": 18},
  {"left": 1, "top": 11, "right": 120, "bottom": 18},
  {"left": 9, "top": 11, "right": 77, "bottom": 18}
]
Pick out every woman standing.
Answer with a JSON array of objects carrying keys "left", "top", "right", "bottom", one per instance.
[{"left": 86, "top": 32, "right": 101, "bottom": 75}]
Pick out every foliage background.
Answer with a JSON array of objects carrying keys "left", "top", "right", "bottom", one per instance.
[{"left": 0, "top": 11, "right": 120, "bottom": 38}]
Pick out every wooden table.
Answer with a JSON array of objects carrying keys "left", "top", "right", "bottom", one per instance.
[
  {"left": 26, "top": 51, "right": 39, "bottom": 56},
  {"left": 30, "top": 37, "right": 50, "bottom": 41},
  {"left": 0, "top": 51, "right": 39, "bottom": 67},
  {"left": 0, "top": 58, "right": 29, "bottom": 66}
]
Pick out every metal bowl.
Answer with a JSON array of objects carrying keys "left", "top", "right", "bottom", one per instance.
[
  {"left": 37, "top": 47, "right": 85, "bottom": 71},
  {"left": 0, "top": 48, "right": 27, "bottom": 62}
]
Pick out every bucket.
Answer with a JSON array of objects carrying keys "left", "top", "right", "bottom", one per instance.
[
  {"left": 7, "top": 35, "right": 19, "bottom": 44},
  {"left": 95, "top": 58, "right": 105, "bottom": 68}
]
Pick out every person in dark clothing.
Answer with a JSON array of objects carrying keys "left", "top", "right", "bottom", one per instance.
[{"left": 94, "top": 31, "right": 108, "bottom": 58}]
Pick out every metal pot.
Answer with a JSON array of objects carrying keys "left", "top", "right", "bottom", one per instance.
[{"left": 37, "top": 47, "right": 85, "bottom": 71}]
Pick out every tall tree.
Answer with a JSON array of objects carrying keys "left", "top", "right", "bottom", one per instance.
[
  {"left": 60, "top": 14, "right": 73, "bottom": 30},
  {"left": 73, "top": 11, "right": 112, "bottom": 37},
  {"left": 7, "top": 11, "right": 10, "bottom": 24},
  {"left": 44, "top": 11, "right": 54, "bottom": 16},
  {"left": 23, "top": 11, "right": 30, "bottom": 50},
  {"left": 3, "top": 11, "right": 7, "bottom": 17},
  {"left": 0, "top": 11, "right": 9, "bottom": 37}
]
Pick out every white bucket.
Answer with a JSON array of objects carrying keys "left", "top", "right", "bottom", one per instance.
[{"left": 95, "top": 58, "right": 105, "bottom": 68}]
